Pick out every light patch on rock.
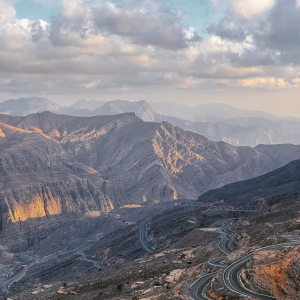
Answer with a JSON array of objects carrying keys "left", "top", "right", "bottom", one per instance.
[
  {"left": 198, "top": 228, "right": 218, "bottom": 232},
  {"left": 121, "top": 204, "right": 142, "bottom": 208},
  {"left": 165, "top": 269, "right": 184, "bottom": 283},
  {"left": 31, "top": 288, "right": 44, "bottom": 294},
  {"left": 86, "top": 211, "right": 101, "bottom": 217}
]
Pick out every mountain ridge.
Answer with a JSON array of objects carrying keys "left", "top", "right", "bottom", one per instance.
[{"left": 1, "top": 97, "right": 300, "bottom": 147}]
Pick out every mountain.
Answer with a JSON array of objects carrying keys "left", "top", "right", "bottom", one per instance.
[
  {"left": 149, "top": 101, "right": 288, "bottom": 121},
  {"left": 1, "top": 111, "right": 300, "bottom": 240},
  {"left": 1, "top": 111, "right": 300, "bottom": 298},
  {"left": 197, "top": 156, "right": 300, "bottom": 209},
  {"left": 0, "top": 97, "right": 61, "bottom": 115},
  {"left": 59, "top": 99, "right": 106, "bottom": 116},
  {"left": 91, "top": 99, "right": 158, "bottom": 121},
  {"left": 2, "top": 98, "right": 300, "bottom": 147},
  {"left": 68, "top": 99, "right": 105, "bottom": 111}
]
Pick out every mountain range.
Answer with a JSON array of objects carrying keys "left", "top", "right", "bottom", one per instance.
[
  {"left": 1, "top": 99, "right": 300, "bottom": 299},
  {"left": 1, "top": 97, "right": 300, "bottom": 147},
  {"left": 2, "top": 111, "right": 300, "bottom": 249}
]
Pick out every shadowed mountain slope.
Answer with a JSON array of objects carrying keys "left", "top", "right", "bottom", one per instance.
[{"left": 197, "top": 158, "right": 300, "bottom": 209}]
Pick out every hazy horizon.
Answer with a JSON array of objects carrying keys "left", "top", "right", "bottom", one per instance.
[{"left": 1, "top": 93, "right": 299, "bottom": 118}]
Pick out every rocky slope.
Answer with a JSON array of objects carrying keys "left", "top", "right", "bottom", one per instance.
[
  {"left": 197, "top": 157, "right": 300, "bottom": 209},
  {"left": 2, "top": 111, "right": 300, "bottom": 205},
  {"left": 1, "top": 111, "right": 300, "bottom": 251},
  {"left": 246, "top": 247, "right": 300, "bottom": 299},
  {"left": 0, "top": 120, "right": 115, "bottom": 250}
]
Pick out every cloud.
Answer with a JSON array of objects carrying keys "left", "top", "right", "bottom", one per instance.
[
  {"left": 0, "top": 0, "right": 299, "bottom": 97},
  {"left": 212, "top": 0, "right": 275, "bottom": 19},
  {"left": 208, "top": 0, "right": 300, "bottom": 65},
  {"left": 48, "top": 0, "right": 200, "bottom": 50},
  {"left": 237, "top": 77, "right": 290, "bottom": 88}
]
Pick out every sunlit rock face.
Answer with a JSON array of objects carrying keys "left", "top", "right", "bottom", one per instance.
[
  {"left": 248, "top": 247, "right": 300, "bottom": 299},
  {"left": 1, "top": 111, "right": 300, "bottom": 249},
  {"left": 0, "top": 120, "right": 115, "bottom": 249}
]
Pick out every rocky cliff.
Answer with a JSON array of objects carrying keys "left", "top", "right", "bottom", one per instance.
[{"left": 1, "top": 111, "right": 300, "bottom": 249}]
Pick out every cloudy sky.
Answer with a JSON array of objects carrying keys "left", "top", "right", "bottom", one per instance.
[{"left": 0, "top": 0, "right": 300, "bottom": 116}]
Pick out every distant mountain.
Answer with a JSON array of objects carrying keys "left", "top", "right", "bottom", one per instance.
[
  {"left": 197, "top": 157, "right": 300, "bottom": 210},
  {"left": 149, "top": 102, "right": 286, "bottom": 121},
  {"left": 59, "top": 99, "right": 106, "bottom": 116},
  {"left": 69, "top": 99, "right": 105, "bottom": 111},
  {"left": 91, "top": 99, "right": 158, "bottom": 121},
  {"left": 1, "top": 97, "right": 300, "bottom": 147},
  {"left": 0, "top": 97, "right": 61, "bottom": 115}
]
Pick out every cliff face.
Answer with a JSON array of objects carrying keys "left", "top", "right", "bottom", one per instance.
[
  {"left": 1, "top": 111, "right": 300, "bottom": 248},
  {"left": 0, "top": 121, "right": 115, "bottom": 248},
  {"left": 8, "top": 111, "right": 300, "bottom": 203},
  {"left": 248, "top": 247, "right": 300, "bottom": 299}
]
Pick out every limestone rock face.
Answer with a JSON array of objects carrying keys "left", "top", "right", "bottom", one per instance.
[
  {"left": 1, "top": 111, "right": 300, "bottom": 246},
  {"left": 0, "top": 120, "right": 115, "bottom": 247},
  {"left": 249, "top": 247, "right": 300, "bottom": 299}
]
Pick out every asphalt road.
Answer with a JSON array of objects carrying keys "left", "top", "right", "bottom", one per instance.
[
  {"left": 188, "top": 273, "right": 217, "bottom": 300},
  {"left": 208, "top": 257, "right": 226, "bottom": 267},
  {"left": 189, "top": 218, "right": 280, "bottom": 300},
  {"left": 140, "top": 221, "right": 156, "bottom": 252},
  {"left": 188, "top": 219, "right": 234, "bottom": 300},
  {"left": 223, "top": 253, "right": 276, "bottom": 300},
  {"left": 223, "top": 241, "right": 300, "bottom": 300},
  {"left": 217, "top": 220, "right": 234, "bottom": 255}
]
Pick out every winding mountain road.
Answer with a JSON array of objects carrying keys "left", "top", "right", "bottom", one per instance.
[
  {"left": 223, "top": 241, "right": 300, "bottom": 300},
  {"left": 77, "top": 233, "right": 103, "bottom": 269},
  {"left": 188, "top": 219, "right": 234, "bottom": 300},
  {"left": 140, "top": 221, "right": 156, "bottom": 252},
  {"left": 189, "top": 218, "right": 300, "bottom": 300},
  {"left": 223, "top": 253, "right": 275, "bottom": 300},
  {"left": 217, "top": 220, "right": 234, "bottom": 256},
  {"left": 188, "top": 273, "right": 217, "bottom": 300}
]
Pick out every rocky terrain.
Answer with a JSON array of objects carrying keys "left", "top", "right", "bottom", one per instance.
[
  {"left": 5, "top": 204, "right": 245, "bottom": 300},
  {"left": 2, "top": 111, "right": 300, "bottom": 214},
  {"left": 1, "top": 109, "right": 300, "bottom": 299},
  {"left": 197, "top": 157, "right": 300, "bottom": 209},
  {"left": 1, "top": 157, "right": 300, "bottom": 299}
]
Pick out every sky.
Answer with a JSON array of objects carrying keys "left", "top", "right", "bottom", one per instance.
[{"left": 0, "top": 0, "right": 300, "bottom": 116}]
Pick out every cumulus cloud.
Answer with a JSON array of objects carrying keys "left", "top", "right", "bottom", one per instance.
[
  {"left": 48, "top": 0, "right": 200, "bottom": 49},
  {"left": 0, "top": 0, "right": 299, "bottom": 96},
  {"left": 212, "top": 0, "right": 275, "bottom": 19},
  {"left": 208, "top": 0, "right": 300, "bottom": 65}
]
